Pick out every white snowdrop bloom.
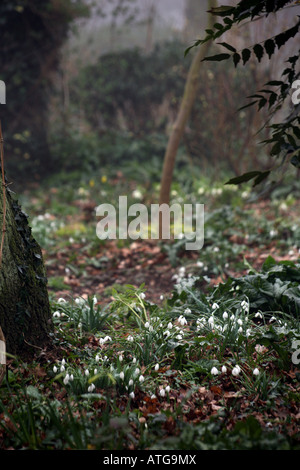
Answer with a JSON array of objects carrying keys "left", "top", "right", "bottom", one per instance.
[
  {"left": 211, "top": 367, "right": 219, "bottom": 376},
  {"left": 63, "top": 374, "right": 70, "bottom": 385},
  {"left": 159, "top": 388, "right": 166, "bottom": 397},
  {"left": 222, "top": 311, "right": 228, "bottom": 320},
  {"left": 197, "top": 261, "right": 204, "bottom": 268},
  {"left": 237, "top": 319, "right": 243, "bottom": 326},
  {"left": 127, "top": 335, "right": 134, "bottom": 342},
  {"left": 94, "top": 369, "right": 98, "bottom": 375},
  {"left": 221, "top": 365, "right": 227, "bottom": 374},
  {"left": 238, "top": 327, "right": 243, "bottom": 334},
  {"left": 154, "top": 364, "right": 159, "bottom": 371},
  {"left": 85, "top": 369, "right": 89, "bottom": 377},
  {"left": 70, "top": 374, "right": 74, "bottom": 381},
  {"left": 132, "top": 357, "right": 137, "bottom": 364},
  {"left": 61, "top": 359, "right": 66, "bottom": 365},
  {"left": 58, "top": 298, "right": 66, "bottom": 303},
  {"left": 253, "top": 368, "right": 260, "bottom": 376},
  {"left": 129, "top": 391, "right": 135, "bottom": 399},
  {"left": 232, "top": 365, "right": 241, "bottom": 376},
  {"left": 167, "top": 322, "right": 173, "bottom": 329},
  {"left": 135, "top": 368, "right": 140, "bottom": 375},
  {"left": 140, "top": 292, "right": 146, "bottom": 299},
  {"left": 118, "top": 355, "right": 123, "bottom": 362},
  {"left": 139, "top": 375, "right": 145, "bottom": 383},
  {"left": 230, "top": 314, "right": 235, "bottom": 321},
  {"left": 246, "top": 329, "right": 251, "bottom": 337},
  {"left": 132, "top": 189, "right": 142, "bottom": 199},
  {"left": 241, "top": 300, "right": 248, "bottom": 310},
  {"left": 213, "top": 246, "right": 220, "bottom": 252},
  {"left": 88, "top": 383, "right": 96, "bottom": 393},
  {"left": 149, "top": 325, "right": 154, "bottom": 332},
  {"left": 75, "top": 298, "right": 85, "bottom": 305},
  {"left": 212, "top": 303, "right": 219, "bottom": 310},
  {"left": 129, "top": 379, "right": 133, "bottom": 387},
  {"left": 60, "top": 365, "right": 65, "bottom": 373},
  {"left": 119, "top": 371, "right": 125, "bottom": 380},
  {"left": 164, "top": 330, "right": 170, "bottom": 337},
  {"left": 270, "top": 316, "right": 277, "bottom": 323},
  {"left": 151, "top": 394, "right": 157, "bottom": 399},
  {"left": 95, "top": 355, "right": 100, "bottom": 362},
  {"left": 53, "top": 365, "right": 58, "bottom": 373},
  {"left": 176, "top": 334, "right": 183, "bottom": 340},
  {"left": 104, "top": 336, "right": 112, "bottom": 342},
  {"left": 53, "top": 311, "right": 61, "bottom": 318},
  {"left": 93, "top": 295, "right": 97, "bottom": 305},
  {"left": 165, "top": 385, "right": 170, "bottom": 393},
  {"left": 144, "top": 321, "right": 150, "bottom": 329},
  {"left": 184, "top": 308, "right": 191, "bottom": 314},
  {"left": 178, "top": 315, "right": 187, "bottom": 326},
  {"left": 255, "top": 312, "right": 262, "bottom": 319},
  {"left": 208, "top": 316, "right": 214, "bottom": 327}
]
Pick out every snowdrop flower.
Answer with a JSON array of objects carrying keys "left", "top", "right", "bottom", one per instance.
[
  {"left": 129, "top": 391, "right": 135, "bottom": 399},
  {"left": 88, "top": 383, "right": 96, "bottom": 393},
  {"left": 119, "top": 371, "right": 125, "bottom": 380},
  {"left": 58, "top": 298, "right": 66, "bottom": 303},
  {"left": 85, "top": 369, "right": 89, "bottom": 377},
  {"left": 255, "top": 312, "right": 262, "bottom": 319},
  {"left": 159, "top": 388, "right": 166, "bottom": 397},
  {"left": 60, "top": 365, "right": 65, "bottom": 373},
  {"left": 94, "top": 369, "right": 98, "bottom": 375},
  {"left": 127, "top": 335, "right": 134, "bottom": 342},
  {"left": 230, "top": 314, "right": 235, "bottom": 321},
  {"left": 197, "top": 260, "right": 204, "bottom": 268},
  {"left": 140, "top": 292, "right": 146, "bottom": 300},
  {"left": 160, "top": 295, "right": 164, "bottom": 300},
  {"left": 63, "top": 374, "right": 70, "bottom": 385},
  {"left": 93, "top": 295, "right": 97, "bottom": 305},
  {"left": 135, "top": 367, "right": 140, "bottom": 375},
  {"left": 165, "top": 385, "right": 170, "bottom": 393},
  {"left": 139, "top": 375, "right": 145, "bottom": 383},
  {"left": 176, "top": 334, "right": 183, "bottom": 340},
  {"left": 178, "top": 315, "right": 187, "bottom": 326},
  {"left": 164, "top": 330, "right": 170, "bottom": 337},
  {"left": 53, "top": 311, "right": 61, "bottom": 318},
  {"left": 95, "top": 354, "right": 100, "bottom": 362},
  {"left": 129, "top": 379, "right": 133, "bottom": 386},
  {"left": 132, "top": 357, "right": 137, "bottom": 364},
  {"left": 237, "top": 319, "right": 243, "bottom": 326},
  {"left": 241, "top": 300, "right": 248, "bottom": 311},
  {"left": 144, "top": 322, "right": 150, "bottom": 328},
  {"left": 211, "top": 367, "right": 219, "bottom": 376},
  {"left": 223, "top": 311, "right": 228, "bottom": 320},
  {"left": 118, "top": 354, "right": 123, "bottom": 362},
  {"left": 53, "top": 365, "right": 58, "bottom": 373},
  {"left": 212, "top": 303, "right": 219, "bottom": 310},
  {"left": 221, "top": 365, "right": 227, "bottom": 374},
  {"left": 154, "top": 363, "right": 159, "bottom": 371},
  {"left": 253, "top": 368, "right": 260, "bottom": 376},
  {"left": 238, "top": 327, "right": 243, "bottom": 334},
  {"left": 232, "top": 365, "right": 241, "bottom": 376},
  {"left": 184, "top": 308, "right": 191, "bottom": 315},
  {"left": 208, "top": 316, "right": 214, "bottom": 328}
]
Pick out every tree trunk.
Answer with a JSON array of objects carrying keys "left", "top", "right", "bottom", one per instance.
[
  {"left": 159, "top": 0, "right": 217, "bottom": 207},
  {"left": 0, "top": 128, "right": 52, "bottom": 358}
]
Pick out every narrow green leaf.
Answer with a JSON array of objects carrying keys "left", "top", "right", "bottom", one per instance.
[
  {"left": 202, "top": 53, "right": 231, "bottom": 62},
  {"left": 217, "top": 41, "right": 236, "bottom": 52}
]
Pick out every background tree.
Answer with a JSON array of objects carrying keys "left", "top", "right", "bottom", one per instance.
[
  {"left": 0, "top": 0, "right": 88, "bottom": 184},
  {"left": 159, "top": 0, "right": 218, "bottom": 206}
]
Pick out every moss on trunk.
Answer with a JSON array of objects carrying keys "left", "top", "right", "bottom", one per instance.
[{"left": 0, "top": 183, "right": 53, "bottom": 357}]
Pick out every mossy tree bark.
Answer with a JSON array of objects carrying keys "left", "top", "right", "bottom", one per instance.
[
  {"left": 0, "top": 172, "right": 52, "bottom": 357},
  {"left": 159, "top": 0, "right": 217, "bottom": 207}
]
